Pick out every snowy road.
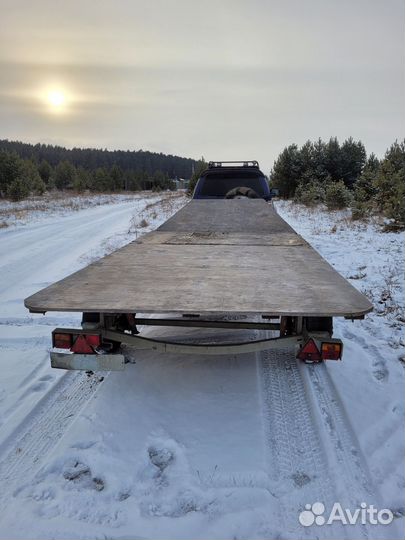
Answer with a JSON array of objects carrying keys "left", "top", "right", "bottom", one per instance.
[
  {"left": 0, "top": 193, "right": 186, "bottom": 480},
  {"left": 0, "top": 195, "right": 403, "bottom": 539}
]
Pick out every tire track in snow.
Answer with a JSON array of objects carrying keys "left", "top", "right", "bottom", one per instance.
[
  {"left": 258, "top": 347, "right": 347, "bottom": 539},
  {"left": 301, "top": 362, "right": 380, "bottom": 538},
  {"left": 0, "top": 370, "right": 105, "bottom": 510}
]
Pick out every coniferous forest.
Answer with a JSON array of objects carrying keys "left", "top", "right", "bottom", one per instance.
[
  {"left": 0, "top": 139, "right": 196, "bottom": 199},
  {"left": 0, "top": 137, "right": 403, "bottom": 229},
  {"left": 270, "top": 137, "right": 405, "bottom": 229}
]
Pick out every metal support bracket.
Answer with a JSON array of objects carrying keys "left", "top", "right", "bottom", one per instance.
[{"left": 103, "top": 329, "right": 302, "bottom": 356}]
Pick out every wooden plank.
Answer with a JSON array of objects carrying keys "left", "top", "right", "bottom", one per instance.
[
  {"left": 158, "top": 199, "right": 297, "bottom": 234},
  {"left": 139, "top": 231, "right": 304, "bottom": 246},
  {"left": 25, "top": 200, "right": 373, "bottom": 317}
]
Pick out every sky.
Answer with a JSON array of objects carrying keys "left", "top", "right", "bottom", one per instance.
[{"left": 0, "top": 0, "right": 404, "bottom": 173}]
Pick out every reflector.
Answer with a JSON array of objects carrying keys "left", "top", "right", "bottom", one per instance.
[
  {"left": 71, "top": 334, "right": 100, "bottom": 354},
  {"left": 297, "top": 338, "right": 322, "bottom": 362},
  {"left": 85, "top": 334, "right": 101, "bottom": 348}
]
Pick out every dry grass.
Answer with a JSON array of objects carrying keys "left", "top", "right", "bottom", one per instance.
[
  {"left": 138, "top": 218, "right": 149, "bottom": 228},
  {"left": 363, "top": 267, "right": 403, "bottom": 320},
  {"left": 284, "top": 200, "right": 394, "bottom": 234},
  {"left": 128, "top": 192, "right": 187, "bottom": 235}
]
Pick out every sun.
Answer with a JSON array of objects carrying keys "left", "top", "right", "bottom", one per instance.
[{"left": 46, "top": 89, "right": 66, "bottom": 111}]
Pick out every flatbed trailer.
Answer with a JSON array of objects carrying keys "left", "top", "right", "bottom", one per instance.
[{"left": 24, "top": 199, "right": 373, "bottom": 370}]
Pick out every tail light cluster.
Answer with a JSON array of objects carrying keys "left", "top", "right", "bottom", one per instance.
[
  {"left": 297, "top": 337, "right": 343, "bottom": 363},
  {"left": 321, "top": 341, "right": 342, "bottom": 360},
  {"left": 52, "top": 329, "right": 101, "bottom": 354}
]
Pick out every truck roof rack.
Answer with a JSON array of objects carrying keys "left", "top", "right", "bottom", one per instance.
[{"left": 208, "top": 161, "right": 259, "bottom": 169}]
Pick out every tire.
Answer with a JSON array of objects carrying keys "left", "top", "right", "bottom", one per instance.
[{"left": 225, "top": 186, "right": 260, "bottom": 199}]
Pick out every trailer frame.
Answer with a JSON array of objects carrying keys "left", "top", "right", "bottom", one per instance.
[
  {"left": 50, "top": 313, "right": 343, "bottom": 370},
  {"left": 25, "top": 198, "right": 371, "bottom": 371}
]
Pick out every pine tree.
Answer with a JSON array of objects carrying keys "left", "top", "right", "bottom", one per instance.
[
  {"left": 53, "top": 160, "right": 78, "bottom": 189},
  {"left": 188, "top": 157, "right": 208, "bottom": 195},
  {"left": 7, "top": 177, "right": 30, "bottom": 201},
  {"left": 38, "top": 159, "right": 53, "bottom": 184},
  {"left": 355, "top": 153, "right": 379, "bottom": 198},
  {"left": 123, "top": 170, "right": 141, "bottom": 191},
  {"left": 270, "top": 145, "right": 301, "bottom": 197},
  {"left": 299, "top": 140, "right": 315, "bottom": 176},
  {"left": 21, "top": 159, "right": 46, "bottom": 195},
  {"left": 110, "top": 165, "right": 124, "bottom": 191},
  {"left": 340, "top": 137, "right": 366, "bottom": 187},
  {"left": 325, "top": 180, "right": 352, "bottom": 209},
  {"left": 311, "top": 138, "right": 329, "bottom": 183},
  {"left": 90, "top": 167, "right": 113, "bottom": 191},
  {"left": 0, "top": 150, "right": 24, "bottom": 196},
  {"left": 73, "top": 167, "right": 91, "bottom": 192},
  {"left": 373, "top": 141, "right": 405, "bottom": 228},
  {"left": 325, "top": 137, "right": 342, "bottom": 181}
]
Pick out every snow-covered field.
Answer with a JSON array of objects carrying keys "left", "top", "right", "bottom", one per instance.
[{"left": 0, "top": 195, "right": 403, "bottom": 540}]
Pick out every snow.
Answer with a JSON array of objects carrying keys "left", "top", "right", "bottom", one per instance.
[
  {"left": 0, "top": 195, "right": 403, "bottom": 539},
  {"left": 0, "top": 192, "right": 187, "bottom": 457},
  {"left": 275, "top": 201, "right": 405, "bottom": 520},
  {"left": 0, "top": 192, "right": 160, "bottom": 229}
]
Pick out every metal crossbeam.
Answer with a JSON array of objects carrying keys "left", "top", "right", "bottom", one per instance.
[
  {"left": 133, "top": 318, "right": 280, "bottom": 331},
  {"left": 103, "top": 329, "right": 301, "bottom": 356}
]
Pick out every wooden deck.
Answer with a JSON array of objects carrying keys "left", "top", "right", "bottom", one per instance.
[{"left": 24, "top": 200, "right": 373, "bottom": 317}]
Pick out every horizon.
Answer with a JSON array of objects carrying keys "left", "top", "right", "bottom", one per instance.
[{"left": 1, "top": 0, "right": 404, "bottom": 173}]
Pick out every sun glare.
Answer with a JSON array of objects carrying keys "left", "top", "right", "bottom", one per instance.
[{"left": 46, "top": 89, "right": 66, "bottom": 111}]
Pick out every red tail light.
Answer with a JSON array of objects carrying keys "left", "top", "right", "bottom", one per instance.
[
  {"left": 53, "top": 332, "right": 72, "bottom": 349},
  {"left": 297, "top": 338, "right": 322, "bottom": 363},
  {"left": 52, "top": 329, "right": 100, "bottom": 354},
  {"left": 321, "top": 341, "right": 342, "bottom": 360}
]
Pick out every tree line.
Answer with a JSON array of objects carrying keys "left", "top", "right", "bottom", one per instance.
[
  {"left": 0, "top": 139, "right": 195, "bottom": 178},
  {"left": 0, "top": 139, "right": 195, "bottom": 201},
  {"left": 270, "top": 137, "right": 405, "bottom": 229}
]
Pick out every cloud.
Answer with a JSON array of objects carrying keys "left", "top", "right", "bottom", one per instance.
[{"left": 0, "top": 0, "right": 403, "bottom": 169}]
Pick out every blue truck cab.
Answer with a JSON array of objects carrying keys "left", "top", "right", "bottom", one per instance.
[{"left": 192, "top": 161, "right": 273, "bottom": 200}]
